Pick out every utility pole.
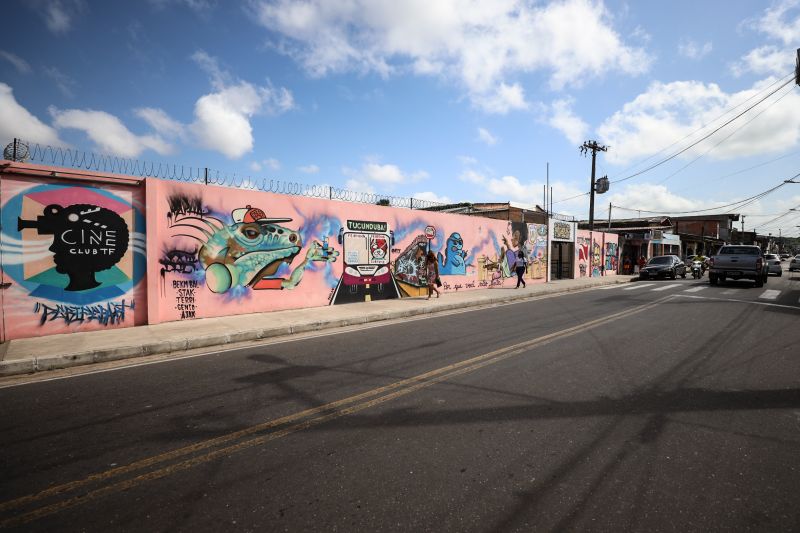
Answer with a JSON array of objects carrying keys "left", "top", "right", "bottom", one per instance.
[
  {"left": 741, "top": 215, "right": 745, "bottom": 233},
  {"left": 608, "top": 202, "right": 612, "bottom": 230},
  {"left": 580, "top": 140, "right": 608, "bottom": 231}
]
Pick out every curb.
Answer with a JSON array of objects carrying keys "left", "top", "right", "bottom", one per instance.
[{"left": 0, "top": 277, "right": 632, "bottom": 377}]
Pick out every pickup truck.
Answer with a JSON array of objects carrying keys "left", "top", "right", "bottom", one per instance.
[{"left": 708, "top": 245, "right": 768, "bottom": 287}]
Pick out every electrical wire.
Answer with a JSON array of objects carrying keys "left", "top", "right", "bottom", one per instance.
[
  {"left": 611, "top": 175, "right": 797, "bottom": 215},
  {"left": 656, "top": 83, "right": 798, "bottom": 186},
  {"left": 610, "top": 74, "right": 797, "bottom": 184},
  {"left": 606, "top": 73, "right": 795, "bottom": 180}
]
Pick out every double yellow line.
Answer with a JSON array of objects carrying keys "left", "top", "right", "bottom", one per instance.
[{"left": 0, "top": 295, "right": 670, "bottom": 527}]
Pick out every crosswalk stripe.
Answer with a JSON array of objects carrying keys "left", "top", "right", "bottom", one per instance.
[
  {"left": 652, "top": 283, "right": 681, "bottom": 292},
  {"left": 759, "top": 289, "right": 780, "bottom": 300},
  {"left": 596, "top": 285, "right": 621, "bottom": 290},
  {"left": 684, "top": 286, "right": 707, "bottom": 293},
  {"left": 721, "top": 289, "right": 741, "bottom": 295},
  {"left": 623, "top": 283, "right": 654, "bottom": 291}
]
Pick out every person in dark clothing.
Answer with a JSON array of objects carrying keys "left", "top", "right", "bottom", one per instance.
[{"left": 514, "top": 250, "right": 527, "bottom": 288}]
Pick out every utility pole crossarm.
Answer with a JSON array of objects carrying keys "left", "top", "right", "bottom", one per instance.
[{"left": 580, "top": 140, "right": 608, "bottom": 231}]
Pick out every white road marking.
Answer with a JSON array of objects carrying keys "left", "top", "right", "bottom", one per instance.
[
  {"left": 721, "top": 289, "right": 741, "bottom": 295},
  {"left": 684, "top": 286, "right": 707, "bottom": 293},
  {"left": 759, "top": 290, "right": 780, "bottom": 300},
  {"left": 652, "top": 283, "right": 682, "bottom": 292},
  {"left": 623, "top": 283, "right": 655, "bottom": 291},
  {"left": 596, "top": 285, "right": 622, "bottom": 290},
  {"left": 676, "top": 294, "right": 800, "bottom": 311}
]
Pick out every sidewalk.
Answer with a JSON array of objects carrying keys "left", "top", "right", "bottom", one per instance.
[{"left": 0, "top": 275, "right": 635, "bottom": 377}]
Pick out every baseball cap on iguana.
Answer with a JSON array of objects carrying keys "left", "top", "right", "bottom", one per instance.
[{"left": 231, "top": 205, "right": 292, "bottom": 224}]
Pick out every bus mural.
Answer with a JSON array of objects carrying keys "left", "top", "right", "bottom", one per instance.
[{"left": 329, "top": 219, "right": 401, "bottom": 304}]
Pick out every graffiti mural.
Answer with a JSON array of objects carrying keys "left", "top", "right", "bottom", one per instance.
[
  {"left": 576, "top": 235, "right": 591, "bottom": 277},
  {"left": 329, "top": 219, "right": 400, "bottom": 304},
  {"left": 394, "top": 234, "right": 428, "bottom": 297},
  {"left": 605, "top": 242, "right": 619, "bottom": 273},
  {"left": 162, "top": 198, "right": 339, "bottom": 296},
  {"left": 438, "top": 232, "right": 468, "bottom": 275},
  {"left": 0, "top": 180, "right": 146, "bottom": 340},
  {"left": 528, "top": 223, "right": 548, "bottom": 279},
  {"left": 18, "top": 203, "right": 129, "bottom": 291},
  {"left": 592, "top": 240, "right": 602, "bottom": 277}
]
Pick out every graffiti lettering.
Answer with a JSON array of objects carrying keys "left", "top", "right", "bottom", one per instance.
[
  {"left": 159, "top": 249, "right": 199, "bottom": 274},
  {"left": 168, "top": 194, "right": 207, "bottom": 219},
  {"left": 34, "top": 300, "right": 134, "bottom": 326},
  {"left": 172, "top": 279, "right": 198, "bottom": 319}
]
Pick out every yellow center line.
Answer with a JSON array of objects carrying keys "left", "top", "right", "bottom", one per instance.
[{"left": 0, "top": 295, "right": 671, "bottom": 527}]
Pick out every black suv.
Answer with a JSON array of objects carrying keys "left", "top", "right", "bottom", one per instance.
[{"left": 639, "top": 255, "right": 686, "bottom": 280}]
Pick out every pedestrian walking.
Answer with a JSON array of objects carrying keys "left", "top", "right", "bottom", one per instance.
[
  {"left": 426, "top": 251, "right": 441, "bottom": 299},
  {"left": 514, "top": 250, "right": 527, "bottom": 288},
  {"left": 637, "top": 255, "right": 646, "bottom": 272}
]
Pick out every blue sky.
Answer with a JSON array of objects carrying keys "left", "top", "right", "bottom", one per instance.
[{"left": 2, "top": 0, "right": 800, "bottom": 235}]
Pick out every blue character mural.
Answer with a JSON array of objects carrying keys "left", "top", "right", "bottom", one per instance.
[{"left": 438, "top": 232, "right": 468, "bottom": 275}]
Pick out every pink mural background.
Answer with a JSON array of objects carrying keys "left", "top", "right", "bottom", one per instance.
[
  {"left": 0, "top": 173, "right": 147, "bottom": 340},
  {"left": 575, "top": 229, "right": 619, "bottom": 278},
  {"left": 145, "top": 179, "right": 543, "bottom": 325}
]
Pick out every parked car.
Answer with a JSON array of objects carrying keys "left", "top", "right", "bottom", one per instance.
[
  {"left": 708, "top": 245, "right": 768, "bottom": 287},
  {"left": 790, "top": 255, "right": 800, "bottom": 272},
  {"left": 764, "top": 253, "right": 782, "bottom": 276},
  {"left": 780, "top": 253, "right": 791, "bottom": 260},
  {"left": 639, "top": 255, "right": 686, "bottom": 280}
]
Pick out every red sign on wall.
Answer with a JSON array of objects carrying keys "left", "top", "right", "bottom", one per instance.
[{"left": 424, "top": 225, "right": 436, "bottom": 240}]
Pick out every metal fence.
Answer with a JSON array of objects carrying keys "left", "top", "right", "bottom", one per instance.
[
  {"left": 2, "top": 138, "right": 449, "bottom": 210},
  {"left": 2, "top": 138, "right": 576, "bottom": 220}
]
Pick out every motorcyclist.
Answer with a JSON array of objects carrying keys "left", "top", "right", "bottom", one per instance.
[{"left": 692, "top": 254, "right": 708, "bottom": 273}]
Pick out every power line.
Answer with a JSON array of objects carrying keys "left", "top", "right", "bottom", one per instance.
[
  {"left": 606, "top": 73, "right": 794, "bottom": 181},
  {"left": 610, "top": 74, "right": 797, "bottom": 185},
  {"left": 656, "top": 83, "right": 797, "bottom": 186},
  {"left": 611, "top": 175, "right": 796, "bottom": 215}
]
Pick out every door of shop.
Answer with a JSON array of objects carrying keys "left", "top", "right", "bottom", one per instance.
[{"left": 550, "top": 242, "right": 574, "bottom": 279}]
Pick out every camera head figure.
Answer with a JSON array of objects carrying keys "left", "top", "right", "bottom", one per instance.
[{"left": 18, "top": 204, "right": 130, "bottom": 292}]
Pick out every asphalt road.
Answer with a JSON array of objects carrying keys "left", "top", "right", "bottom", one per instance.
[{"left": 1, "top": 266, "right": 799, "bottom": 532}]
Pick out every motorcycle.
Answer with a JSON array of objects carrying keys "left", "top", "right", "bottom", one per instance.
[{"left": 691, "top": 260, "right": 704, "bottom": 279}]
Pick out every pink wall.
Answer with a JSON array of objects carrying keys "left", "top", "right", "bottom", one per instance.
[
  {"left": 575, "top": 230, "right": 619, "bottom": 278},
  {"left": 0, "top": 172, "right": 147, "bottom": 341},
  {"left": 145, "top": 179, "right": 545, "bottom": 324}
]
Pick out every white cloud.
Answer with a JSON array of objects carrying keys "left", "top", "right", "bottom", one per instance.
[
  {"left": 135, "top": 107, "right": 185, "bottom": 139},
  {"left": 608, "top": 183, "right": 705, "bottom": 214},
  {"left": 344, "top": 160, "right": 428, "bottom": 186},
  {"left": 298, "top": 164, "right": 320, "bottom": 174},
  {"left": 42, "top": 66, "right": 77, "bottom": 98},
  {"left": 249, "top": 158, "right": 281, "bottom": 172},
  {"left": 456, "top": 155, "right": 586, "bottom": 215},
  {"left": 189, "top": 51, "right": 295, "bottom": 159},
  {"left": 344, "top": 178, "right": 376, "bottom": 194},
  {"left": 731, "top": 45, "right": 792, "bottom": 77},
  {"left": 50, "top": 107, "right": 174, "bottom": 157},
  {"left": 677, "top": 39, "right": 712, "bottom": 60},
  {"left": 597, "top": 78, "right": 800, "bottom": 165},
  {"left": 341, "top": 159, "right": 428, "bottom": 195},
  {"left": 35, "top": 0, "right": 86, "bottom": 34},
  {"left": 476, "top": 83, "right": 530, "bottom": 114},
  {"left": 733, "top": 1, "right": 799, "bottom": 77},
  {"left": 413, "top": 191, "right": 452, "bottom": 204},
  {"left": 0, "top": 83, "right": 63, "bottom": 146},
  {"left": 752, "top": 0, "right": 800, "bottom": 46},
  {"left": 459, "top": 168, "right": 487, "bottom": 185},
  {"left": 477, "top": 127, "right": 498, "bottom": 146},
  {"left": 148, "top": 0, "right": 215, "bottom": 14},
  {"left": 0, "top": 50, "right": 32, "bottom": 74},
  {"left": 252, "top": 0, "right": 651, "bottom": 113},
  {"left": 548, "top": 98, "right": 588, "bottom": 144}
]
